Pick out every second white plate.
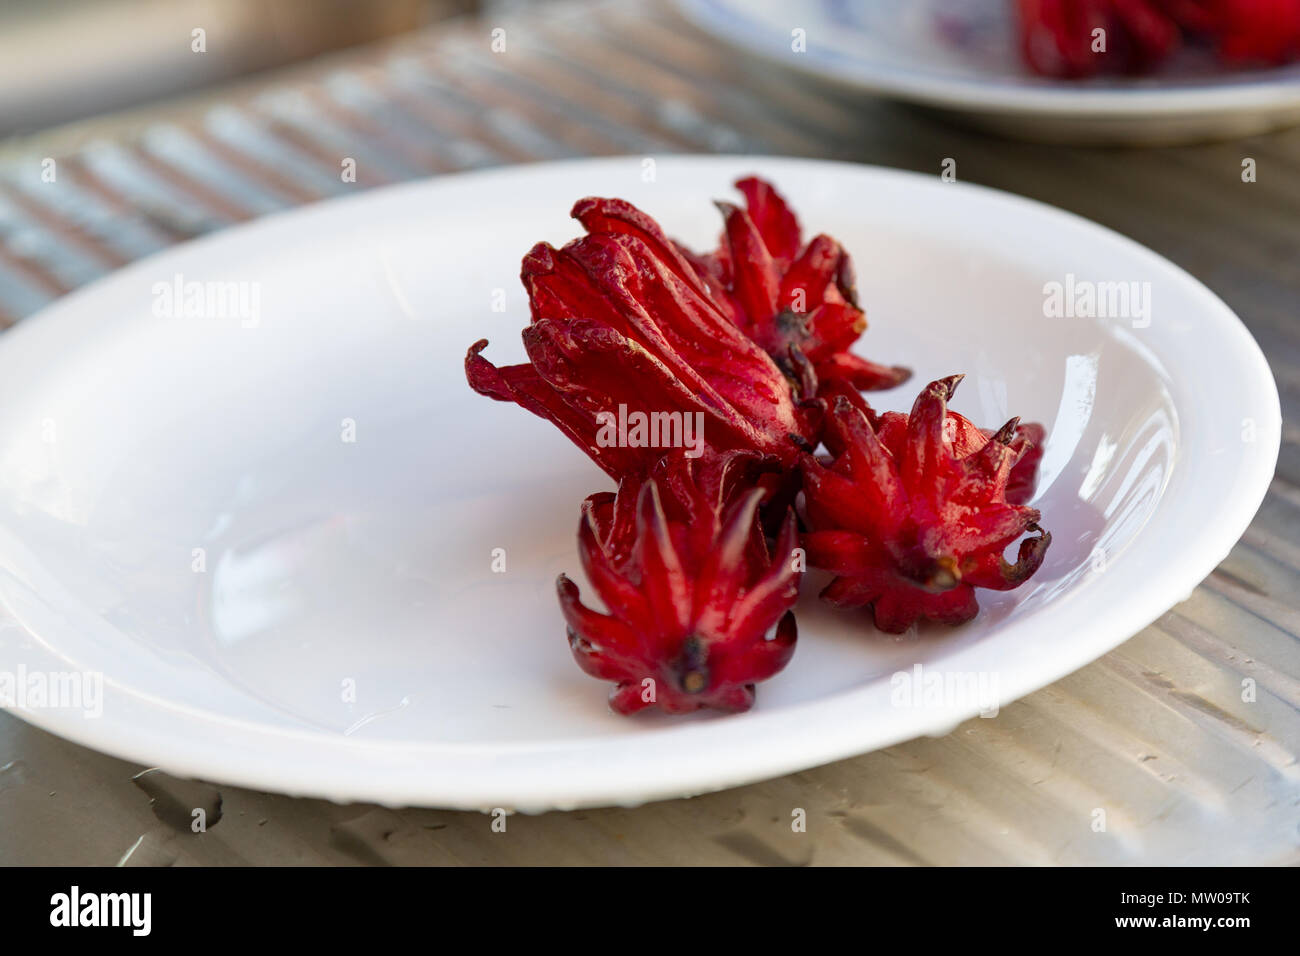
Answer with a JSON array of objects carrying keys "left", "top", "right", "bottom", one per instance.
[{"left": 678, "top": 0, "right": 1300, "bottom": 143}]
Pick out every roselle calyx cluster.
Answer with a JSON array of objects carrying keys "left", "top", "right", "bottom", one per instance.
[
  {"left": 1016, "top": 0, "right": 1300, "bottom": 78},
  {"left": 465, "top": 178, "right": 1051, "bottom": 715}
]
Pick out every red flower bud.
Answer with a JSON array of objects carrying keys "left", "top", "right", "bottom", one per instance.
[
  {"left": 560, "top": 451, "right": 801, "bottom": 714},
  {"left": 802, "top": 378, "right": 1051, "bottom": 633},
  {"left": 1015, "top": 0, "right": 1300, "bottom": 76},
  {"left": 690, "top": 178, "right": 911, "bottom": 393},
  {"left": 466, "top": 198, "right": 817, "bottom": 476}
]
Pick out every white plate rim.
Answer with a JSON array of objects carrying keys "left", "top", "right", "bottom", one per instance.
[{"left": 676, "top": 0, "right": 1300, "bottom": 117}]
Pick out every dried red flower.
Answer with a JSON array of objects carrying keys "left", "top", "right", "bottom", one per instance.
[
  {"left": 559, "top": 450, "right": 800, "bottom": 714},
  {"left": 1016, "top": 0, "right": 1182, "bottom": 76},
  {"left": 466, "top": 197, "right": 818, "bottom": 478},
  {"left": 802, "top": 376, "right": 1051, "bottom": 633},
  {"left": 467, "top": 178, "right": 1055, "bottom": 713},
  {"left": 1209, "top": 0, "right": 1300, "bottom": 65},
  {"left": 686, "top": 177, "right": 911, "bottom": 393},
  {"left": 1016, "top": 0, "right": 1300, "bottom": 77}
]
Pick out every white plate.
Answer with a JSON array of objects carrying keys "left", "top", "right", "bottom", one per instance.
[
  {"left": 678, "top": 0, "right": 1300, "bottom": 143},
  {"left": 0, "top": 156, "right": 1279, "bottom": 810}
]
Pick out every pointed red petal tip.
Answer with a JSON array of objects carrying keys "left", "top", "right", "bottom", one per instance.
[
  {"left": 464, "top": 339, "right": 507, "bottom": 398},
  {"left": 465, "top": 338, "right": 489, "bottom": 368},
  {"left": 561, "top": 451, "right": 800, "bottom": 715},
  {"left": 885, "top": 365, "right": 914, "bottom": 386},
  {"left": 569, "top": 196, "right": 601, "bottom": 220},
  {"left": 1004, "top": 421, "right": 1046, "bottom": 505},
  {"left": 802, "top": 376, "right": 1051, "bottom": 631},
  {"left": 521, "top": 241, "right": 557, "bottom": 276},
  {"left": 992, "top": 416, "right": 1021, "bottom": 445},
  {"left": 934, "top": 373, "right": 965, "bottom": 400},
  {"left": 733, "top": 176, "right": 801, "bottom": 262},
  {"left": 1000, "top": 524, "right": 1052, "bottom": 587}
]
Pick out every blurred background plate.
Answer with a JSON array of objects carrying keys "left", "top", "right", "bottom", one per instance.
[{"left": 677, "top": 0, "right": 1300, "bottom": 144}]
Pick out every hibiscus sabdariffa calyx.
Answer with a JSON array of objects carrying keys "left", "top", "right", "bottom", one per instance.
[
  {"left": 801, "top": 376, "right": 1051, "bottom": 633},
  {"left": 466, "top": 188, "right": 819, "bottom": 477},
  {"left": 559, "top": 450, "right": 801, "bottom": 714}
]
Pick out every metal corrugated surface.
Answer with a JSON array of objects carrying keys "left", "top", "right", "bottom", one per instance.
[{"left": 0, "top": 0, "right": 1296, "bottom": 865}]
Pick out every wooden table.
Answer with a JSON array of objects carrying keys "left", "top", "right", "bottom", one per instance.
[{"left": 1, "top": 0, "right": 1296, "bottom": 866}]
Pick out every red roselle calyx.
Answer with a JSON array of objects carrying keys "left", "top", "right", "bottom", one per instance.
[
  {"left": 466, "top": 193, "right": 819, "bottom": 478},
  {"left": 686, "top": 177, "right": 911, "bottom": 393},
  {"left": 559, "top": 450, "right": 801, "bottom": 714},
  {"left": 1018, "top": 0, "right": 1181, "bottom": 77},
  {"left": 802, "top": 376, "right": 1051, "bottom": 634},
  {"left": 1016, "top": 0, "right": 1300, "bottom": 77},
  {"left": 1211, "top": 0, "right": 1300, "bottom": 65}
]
